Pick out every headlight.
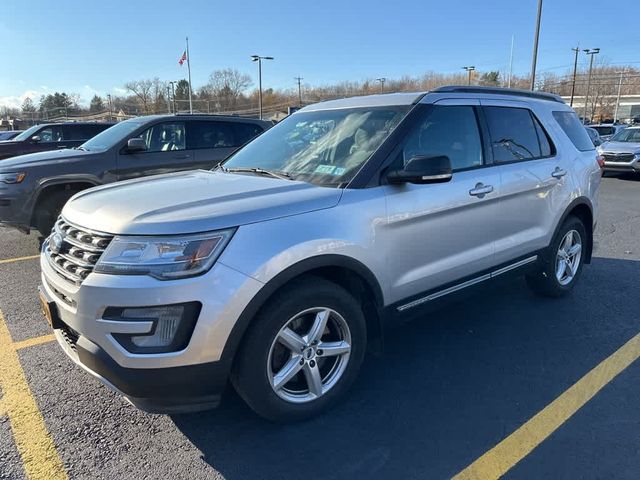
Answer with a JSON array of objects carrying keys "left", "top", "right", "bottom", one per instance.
[
  {"left": 0, "top": 172, "right": 26, "bottom": 184},
  {"left": 94, "top": 229, "right": 235, "bottom": 279}
]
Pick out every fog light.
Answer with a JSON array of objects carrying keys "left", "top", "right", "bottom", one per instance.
[
  {"left": 108, "top": 302, "right": 201, "bottom": 354},
  {"left": 125, "top": 306, "right": 184, "bottom": 348}
]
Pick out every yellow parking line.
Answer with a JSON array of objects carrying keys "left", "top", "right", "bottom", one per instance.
[
  {"left": 0, "top": 255, "right": 40, "bottom": 265},
  {"left": 14, "top": 334, "right": 56, "bottom": 351},
  {"left": 0, "top": 310, "right": 67, "bottom": 480},
  {"left": 453, "top": 332, "right": 640, "bottom": 480}
]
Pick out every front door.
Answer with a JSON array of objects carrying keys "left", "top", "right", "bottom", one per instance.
[
  {"left": 383, "top": 100, "right": 500, "bottom": 305},
  {"left": 116, "top": 121, "right": 196, "bottom": 180}
]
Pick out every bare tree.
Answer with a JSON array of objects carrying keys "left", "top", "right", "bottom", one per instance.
[
  {"left": 201, "top": 69, "right": 252, "bottom": 110},
  {"left": 124, "top": 79, "right": 155, "bottom": 113}
]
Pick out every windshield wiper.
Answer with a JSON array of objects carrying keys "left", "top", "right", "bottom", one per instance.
[{"left": 221, "top": 166, "right": 292, "bottom": 180}]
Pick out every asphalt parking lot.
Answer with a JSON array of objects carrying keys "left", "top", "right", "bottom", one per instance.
[{"left": 0, "top": 174, "right": 639, "bottom": 480}]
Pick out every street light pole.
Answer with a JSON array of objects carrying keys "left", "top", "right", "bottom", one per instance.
[
  {"left": 583, "top": 48, "right": 600, "bottom": 123},
  {"left": 106, "top": 94, "right": 113, "bottom": 122},
  {"left": 530, "top": 0, "right": 543, "bottom": 90},
  {"left": 251, "top": 55, "right": 274, "bottom": 120},
  {"left": 376, "top": 77, "right": 386, "bottom": 93},
  {"left": 462, "top": 66, "right": 475, "bottom": 85},
  {"left": 294, "top": 76, "right": 303, "bottom": 107},
  {"left": 169, "top": 81, "right": 177, "bottom": 113},
  {"left": 614, "top": 70, "right": 625, "bottom": 123},
  {"left": 569, "top": 45, "right": 580, "bottom": 107}
]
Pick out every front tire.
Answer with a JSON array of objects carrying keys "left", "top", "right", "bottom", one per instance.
[
  {"left": 525, "top": 215, "right": 587, "bottom": 297},
  {"left": 231, "top": 276, "right": 367, "bottom": 422},
  {"left": 34, "top": 190, "right": 78, "bottom": 237}
]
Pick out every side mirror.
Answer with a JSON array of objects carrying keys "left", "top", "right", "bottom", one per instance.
[
  {"left": 126, "top": 138, "right": 147, "bottom": 153},
  {"left": 31, "top": 135, "right": 41, "bottom": 143},
  {"left": 387, "top": 155, "right": 452, "bottom": 185}
]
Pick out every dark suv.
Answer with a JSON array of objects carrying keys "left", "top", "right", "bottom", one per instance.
[
  {"left": 0, "top": 122, "right": 114, "bottom": 160},
  {"left": 0, "top": 114, "right": 270, "bottom": 235}
]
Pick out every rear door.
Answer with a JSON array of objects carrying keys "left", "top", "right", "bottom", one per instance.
[
  {"left": 479, "top": 100, "right": 572, "bottom": 265},
  {"left": 383, "top": 100, "right": 500, "bottom": 303},
  {"left": 116, "top": 121, "right": 196, "bottom": 180},
  {"left": 190, "top": 120, "right": 266, "bottom": 167}
]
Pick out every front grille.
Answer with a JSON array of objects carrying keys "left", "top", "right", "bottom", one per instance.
[
  {"left": 603, "top": 153, "right": 635, "bottom": 163},
  {"left": 45, "top": 217, "right": 113, "bottom": 285},
  {"left": 58, "top": 322, "right": 80, "bottom": 351}
]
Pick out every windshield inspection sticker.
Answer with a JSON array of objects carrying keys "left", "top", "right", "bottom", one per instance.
[{"left": 314, "top": 164, "right": 336, "bottom": 174}]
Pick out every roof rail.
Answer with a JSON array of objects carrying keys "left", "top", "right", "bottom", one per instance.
[{"left": 431, "top": 85, "right": 564, "bottom": 103}]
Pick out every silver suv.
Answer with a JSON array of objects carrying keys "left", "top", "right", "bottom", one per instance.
[{"left": 39, "top": 87, "right": 602, "bottom": 421}]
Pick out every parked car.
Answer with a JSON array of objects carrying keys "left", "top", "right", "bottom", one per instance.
[
  {"left": 585, "top": 127, "right": 602, "bottom": 146},
  {"left": 38, "top": 86, "right": 601, "bottom": 422},
  {"left": 597, "top": 126, "right": 640, "bottom": 174},
  {"left": 0, "top": 130, "right": 23, "bottom": 141},
  {"left": 0, "top": 114, "right": 270, "bottom": 235},
  {"left": 0, "top": 122, "right": 114, "bottom": 161},
  {"left": 589, "top": 123, "right": 627, "bottom": 142}
]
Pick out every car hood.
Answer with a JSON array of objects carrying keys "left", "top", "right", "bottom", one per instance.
[
  {"left": 63, "top": 170, "right": 343, "bottom": 235},
  {"left": 600, "top": 141, "right": 640, "bottom": 154},
  {"left": 0, "top": 148, "right": 92, "bottom": 169}
]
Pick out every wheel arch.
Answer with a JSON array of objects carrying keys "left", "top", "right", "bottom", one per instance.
[
  {"left": 552, "top": 197, "right": 594, "bottom": 264},
  {"left": 220, "top": 255, "right": 385, "bottom": 367},
  {"left": 30, "top": 177, "right": 101, "bottom": 226}
]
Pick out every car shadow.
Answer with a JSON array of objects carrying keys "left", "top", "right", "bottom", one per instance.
[{"left": 171, "top": 256, "right": 640, "bottom": 480}]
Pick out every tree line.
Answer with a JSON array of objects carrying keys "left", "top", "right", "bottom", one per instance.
[{"left": 11, "top": 62, "right": 640, "bottom": 121}]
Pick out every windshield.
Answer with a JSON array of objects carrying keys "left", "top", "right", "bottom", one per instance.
[
  {"left": 609, "top": 128, "right": 640, "bottom": 143},
  {"left": 13, "top": 125, "right": 42, "bottom": 141},
  {"left": 222, "top": 106, "right": 410, "bottom": 187},
  {"left": 80, "top": 121, "right": 144, "bottom": 151}
]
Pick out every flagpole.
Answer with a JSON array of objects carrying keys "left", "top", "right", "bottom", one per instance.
[{"left": 186, "top": 36, "right": 193, "bottom": 114}]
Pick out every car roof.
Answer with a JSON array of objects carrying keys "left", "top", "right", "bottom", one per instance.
[{"left": 297, "top": 86, "right": 564, "bottom": 113}]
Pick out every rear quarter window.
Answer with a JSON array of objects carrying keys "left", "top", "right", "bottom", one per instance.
[{"left": 552, "top": 111, "right": 594, "bottom": 151}]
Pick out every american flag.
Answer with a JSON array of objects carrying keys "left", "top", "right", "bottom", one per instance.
[{"left": 178, "top": 51, "right": 187, "bottom": 66}]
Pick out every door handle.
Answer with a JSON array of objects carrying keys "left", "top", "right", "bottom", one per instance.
[
  {"left": 551, "top": 167, "right": 567, "bottom": 179},
  {"left": 173, "top": 154, "right": 191, "bottom": 160},
  {"left": 469, "top": 183, "right": 494, "bottom": 198}
]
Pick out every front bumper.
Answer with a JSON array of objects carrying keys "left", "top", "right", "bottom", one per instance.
[
  {"left": 40, "top": 250, "right": 264, "bottom": 412},
  {"left": 602, "top": 155, "right": 640, "bottom": 172}
]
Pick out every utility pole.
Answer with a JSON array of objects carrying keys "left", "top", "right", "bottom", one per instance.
[
  {"left": 569, "top": 45, "right": 580, "bottom": 106},
  {"left": 530, "top": 0, "right": 543, "bottom": 90},
  {"left": 106, "top": 94, "right": 113, "bottom": 122},
  {"left": 294, "top": 76, "right": 303, "bottom": 107},
  {"left": 462, "top": 66, "right": 475, "bottom": 85},
  {"left": 166, "top": 85, "right": 172, "bottom": 113},
  {"left": 376, "top": 77, "right": 386, "bottom": 93},
  {"left": 583, "top": 48, "right": 600, "bottom": 123},
  {"left": 251, "top": 55, "right": 274, "bottom": 120},
  {"left": 614, "top": 70, "right": 625, "bottom": 123}
]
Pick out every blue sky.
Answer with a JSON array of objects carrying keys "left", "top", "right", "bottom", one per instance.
[{"left": 2, "top": 0, "right": 639, "bottom": 108}]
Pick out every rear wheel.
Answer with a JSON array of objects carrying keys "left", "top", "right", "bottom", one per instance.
[
  {"left": 526, "top": 215, "right": 587, "bottom": 297},
  {"left": 34, "top": 190, "right": 78, "bottom": 237},
  {"left": 231, "top": 276, "right": 366, "bottom": 422}
]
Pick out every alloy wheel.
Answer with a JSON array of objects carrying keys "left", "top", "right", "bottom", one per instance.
[
  {"left": 555, "top": 229, "right": 582, "bottom": 286},
  {"left": 267, "top": 307, "right": 352, "bottom": 403}
]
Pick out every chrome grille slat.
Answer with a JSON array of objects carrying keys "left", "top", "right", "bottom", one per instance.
[{"left": 45, "top": 217, "right": 113, "bottom": 285}]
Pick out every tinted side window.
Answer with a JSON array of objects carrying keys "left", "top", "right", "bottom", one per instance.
[
  {"left": 484, "top": 107, "right": 543, "bottom": 162},
  {"left": 138, "top": 122, "right": 186, "bottom": 152},
  {"left": 533, "top": 116, "right": 553, "bottom": 157},
  {"left": 63, "top": 125, "right": 92, "bottom": 141},
  {"left": 398, "top": 105, "right": 483, "bottom": 171},
  {"left": 552, "top": 111, "right": 594, "bottom": 151},
  {"left": 232, "top": 123, "right": 265, "bottom": 145},
  {"left": 188, "top": 121, "right": 237, "bottom": 149}
]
